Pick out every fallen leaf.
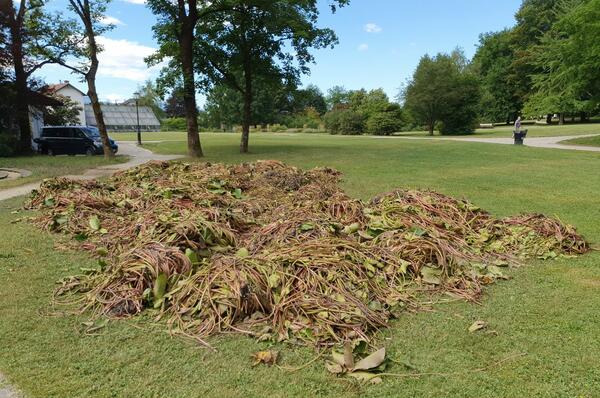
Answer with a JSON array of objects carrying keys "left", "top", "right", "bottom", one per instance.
[
  {"left": 252, "top": 350, "right": 278, "bottom": 366},
  {"left": 353, "top": 347, "right": 386, "bottom": 371},
  {"left": 468, "top": 320, "right": 487, "bottom": 333}
]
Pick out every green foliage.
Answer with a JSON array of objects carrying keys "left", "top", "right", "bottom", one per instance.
[
  {"left": 472, "top": 30, "right": 521, "bottom": 123},
  {"left": 135, "top": 80, "right": 165, "bottom": 120},
  {"left": 402, "top": 49, "right": 480, "bottom": 135},
  {"left": 43, "top": 94, "right": 82, "bottom": 126},
  {"left": 365, "top": 105, "right": 404, "bottom": 136},
  {"left": 524, "top": 0, "right": 600, "bottom": 116},
  {"left": 161, "top": 118, "right": 188, "bottom": 132},
  {"left": 324, "top": 108, "right": 364, "bottom": 135}
]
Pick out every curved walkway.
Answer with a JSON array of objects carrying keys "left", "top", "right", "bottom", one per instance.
[
  {"left": 390, "top": 133, "right": 600, "bottom": 152},
  {"left": 0, "top": 142, "right": 183, "bottom": 202}
]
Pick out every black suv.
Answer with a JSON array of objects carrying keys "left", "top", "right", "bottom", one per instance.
[{"left": 34, "top": 126, "right": 118, "bottom": 156}]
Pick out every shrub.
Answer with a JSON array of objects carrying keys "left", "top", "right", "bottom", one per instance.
[
  {"left": 324, "top": 109, "right": 364, "bottom": 135},
  {"left": 365, "top": 105, "right": 404, "bottom": 135},
  {"left": 161, "top": 118, "right": 187, "bottom": 132}
]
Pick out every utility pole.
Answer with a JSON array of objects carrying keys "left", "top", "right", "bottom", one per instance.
[{"left": 135, "top": 98, "right": 141, "bottom": 145}]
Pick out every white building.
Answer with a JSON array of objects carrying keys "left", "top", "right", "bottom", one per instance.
[
  {"left": 44, "top": 81, "right": 87, "bottom": 125},
  {"left": 45, "top": 81, "right": 161, "bottom": 131}
]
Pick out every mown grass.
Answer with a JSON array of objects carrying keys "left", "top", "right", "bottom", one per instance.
[
  {"left": 0, "top": 155, "right": 128, "bottom": 189},
  {"left": 560, "top": 135, "right": 600, "bottom": 147},
  {"left": 0, "top": 134, "right": 599, "bottom": 397},
  {"left": 112, "top": 122, "right": 600, "bottom": 142}
]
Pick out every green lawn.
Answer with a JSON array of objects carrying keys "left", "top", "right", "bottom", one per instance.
[
  {"left": 0, "top": 155, "right": 128, "bottom": 189},
  {"left": 112, "top": 122, "right": 600, "bottom": 143},
  {"left": 1, "top": 134, "right": 599, "bottom": 397},
  {"left": 560, "top": 135, "right": 600, "bottom": 147}
]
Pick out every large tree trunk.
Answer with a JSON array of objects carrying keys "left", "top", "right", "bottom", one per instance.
[
  {"left": 180, "top": 33, "right": 202, "bottom": 158},
  {"left": 241, "top": 91, "right": 251, "bottom": 153},
  {"left": 8, "top": 3, "right": 32, "bottom": 154},
  {"left": 580, "top": 112, "right": 587, "bottom": 123},
  {"left": 546, "top": 114, "right": 553, "bottom": 124},
  {"left": 559, "top": 113, "right": 565, "bottom": 125},
  {"left": 79, "top": 6, "right": 113, "bottom": 159},
  {"left": 240, "top": 55, "right": 252, "bottom": 154},
  {"left": 428, "top": 121, "right": 434, "bottom": 136},
  {"left": 86, "top": 78, "right": 112, "bottom": 159}
]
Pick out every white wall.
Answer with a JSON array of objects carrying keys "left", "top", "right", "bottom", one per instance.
[{"left": 56, "top": 85, "right": 86, "bottom": 125}]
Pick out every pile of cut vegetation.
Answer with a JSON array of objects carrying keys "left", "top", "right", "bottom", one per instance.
[{"left": 26, "top": 161, "right": 589, "bottom": 347}]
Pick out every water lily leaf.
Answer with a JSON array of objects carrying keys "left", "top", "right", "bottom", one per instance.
[
  {"left": 353, "top": 347, "right": 385, "bottom": 371},
  {"left": 468, "top": 320, "right": 487, "bottom": 333},
  {"left": 88, "top": 215, "right": 101, "bottom": 231},
  {"left": 331, "top": 350, "right": 346, "bottom": 367},
  {"left": 153, "top": 273, "right": 168, "bottom": 307},
  {"left": 185, "top": 248, "right": 199, "bottom": 264},
  {"left": 236, "top": 247, "right": 249, "bottom": 258},
  {"left": 300, "top": 223, "right": 314, "bottom": 231},
  {"left": 347, "top": 371, "right": 380, "bottom": 383},
  {"left": 232, "top": 188, "right": 243, "bottom": 199},
  {"left": 325, "top": 361, "right": 344, "bottom": 374},
  {"left": 421, "top": 267, "right": 442, "bottom": 285}
]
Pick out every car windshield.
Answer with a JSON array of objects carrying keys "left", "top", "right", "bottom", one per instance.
[{"left": 83, "top": 127, "right": 101, "bottom": 138}]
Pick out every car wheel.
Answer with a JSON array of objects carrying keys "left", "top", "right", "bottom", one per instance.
[
  {"left": 85, "top": 147, "right": 95, "bottom": 156},
  {"left": 47, "top": 148, "right": 55, "bottom": 156}
]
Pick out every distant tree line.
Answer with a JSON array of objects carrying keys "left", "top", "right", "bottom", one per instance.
[{"left": 473, "top": 0, "right": 600, "bottom": 124}]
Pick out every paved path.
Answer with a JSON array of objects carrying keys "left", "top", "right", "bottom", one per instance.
[
  {"left": 388, "top": 133, "right": 600, "bottom": 152},
  {"left": 0, "top": 374, "right": 21, "bottom": 398},
  {"left": 0, "top": 142, "right": 183, "bottom": 202}
]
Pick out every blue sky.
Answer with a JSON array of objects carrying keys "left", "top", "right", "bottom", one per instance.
[{"left": 38, "top": 0, "right": 522, "bottom": 106}]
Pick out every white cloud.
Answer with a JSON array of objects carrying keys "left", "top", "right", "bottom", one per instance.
[
  {"left": 358, "top": 43, "right": 369, "bottom": 52},
  {"left": 96, "top": 37, "right": 163, "bottom": 81},
  {"left": 100, "top": 16, "right": 125, "bottom": 26},
  {"left": 121, "top": 0, "right": 146, "bottom": 4},
  {"left": 364, "top": 23, "right": 382, "bottom": 33}
]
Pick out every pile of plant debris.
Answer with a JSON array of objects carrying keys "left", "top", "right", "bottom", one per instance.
[{"left": 26, "top": 160, "right": 589, "bottom": 347}]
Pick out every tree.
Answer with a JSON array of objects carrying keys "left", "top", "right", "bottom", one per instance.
[
  {"left": 287, "top": 84, "right": 327, "bottom": 115},
  {"left": 192, "top": 0, "right": 348, "bottom": 153},
  {"left": 524, "top": 0, "right": 600, "bottom": 121},
  {"left": 402, "top": 50, "right": 480, "bottom": 135},
  {"left": 42, "top": 94, "right": 82, "bottom": 126},
  {"left": 472, "top": 30, "right": 521, "bottom": 123},
  {"left": 326, "top": 85, "right": 350, "bottom": 110},
  {"left": 147, "top": 0, "right": 220, "bottom": 157},
  {"left": 36, "top": 0, "right": 116, "bottom": 158},
  {"left": 0, "top": 0, "right": 68, "bottom": 152},
  {"left": 134, "top": 80, "right": 165, "bottom": 119},
  {"left": 164, "top": 87, "right": 186, "bottom": 118}
]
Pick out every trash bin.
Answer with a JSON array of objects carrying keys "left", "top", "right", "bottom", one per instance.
[{"left": 513, "top": 129, "right": 528, "bottom": 145}]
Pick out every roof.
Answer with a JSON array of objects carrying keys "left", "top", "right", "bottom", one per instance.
[
  {"left": 85, "top": 104, "right": 160, "bottom": 127},
  {"left": 44, "top": 82, "right": 86, "bottom": 96}
]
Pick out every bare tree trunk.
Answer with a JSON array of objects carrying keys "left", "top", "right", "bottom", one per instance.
[
  {"left": 546, "top": 114, "right": 553, "bottom": 124},
  {"left": 86, "top": 78, "right": 112, "bottom": 158},
  {"left": 70, "top": 0, "right": 113, "bottom": 159},
  {"left": 559, "top": 113, "right": 565, "bottom": 125},
  {"left": 8, "top": 2, "right": 32, "bottom": 153},
  {"left": 428, "top": 121, "right": 434, "bottom": 136},
  {"left": 241, "top": 91, "right": 251, "bottom": 153},
  {"left": 580, "top": 112, "right": 587, "bottom": 123},
  {"left": 240, "top": 49, "right": 252, "bottom": 153},
  {"left": 180, "top": 32, "right": 202, "bottom": 158}
]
